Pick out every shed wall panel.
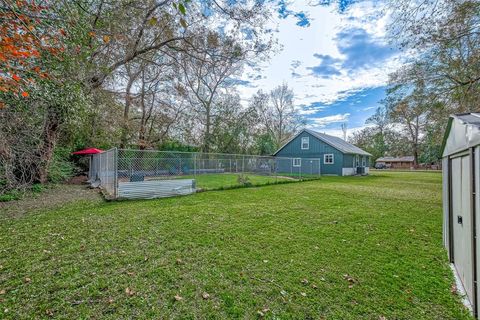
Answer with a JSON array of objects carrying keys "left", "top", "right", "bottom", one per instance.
[
  {"left": 452, "top": 155, "right": 475, "bottom": 305},
  {"left": 476, "top": 146, "right": 480, "bottom": 314},
  {"left": 442, "top": 157, "right": 450, "bottom": 256}
]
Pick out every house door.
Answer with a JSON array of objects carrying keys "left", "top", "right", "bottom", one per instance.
[{"left": 452, "top": 155, "right": 475, "bottom": 305}]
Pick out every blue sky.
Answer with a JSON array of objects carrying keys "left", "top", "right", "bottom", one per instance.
[{"left": 236, "top": 0, "right": 402, "bottom": 137}]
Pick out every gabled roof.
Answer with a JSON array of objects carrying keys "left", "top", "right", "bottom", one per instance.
[
  {"left": 273, "top": 129, "right": 372, "bottom": 156},
  {"left": 376, "top": 156, "right": 414, "bottom": 162},
  {"left": 442, "top": 113, "right": 480, "bottom": 157}
]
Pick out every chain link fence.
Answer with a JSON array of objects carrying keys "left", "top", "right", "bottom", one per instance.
[
  {"left": 90, "top": 149, "right": 321, "bottom": 199},
  {"left": 89, "top": 148, "right": 117, "bottom": 197}
]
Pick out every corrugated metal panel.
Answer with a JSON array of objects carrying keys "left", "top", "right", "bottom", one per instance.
[
  {"left": 442, "top": 157, "right": 450, "bottom": 256},
  {"left": 452, "top": 155, "right": 475, "bottom": 305},
  {"left": 118, "top": 179, "right": 195, "bottom": 199},
  {"left": 475, "top": 146, "right": 480, "bottom": 313}
]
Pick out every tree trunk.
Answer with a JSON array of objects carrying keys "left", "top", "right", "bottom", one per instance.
[
  {"left": 34, "top": 106, "right": 62, "bottom": 183},
  {"left": 120, "top": 73, "right": 137, "bottom": 148},
  {"left": 204, "top": 103, "right": 211, "bottom": 153}
]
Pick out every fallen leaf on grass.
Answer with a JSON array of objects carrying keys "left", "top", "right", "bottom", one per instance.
[
  {"left": 311, "top": 284, "right": 318, "bottom": 289},
  {"left": 176, "top": 258, "right": 183, "bottom": 265},
  {"left": 45, "top": 309, "right": 54, "bottom": 316},
  {"left": 300, "top": 292, "right": 307, "bottom": 297},
  {"left": 343, "top": 274, "right": 358, "bottom": 288},
  {"left": 379, "top": 316, "right": 387, "bottom": 320},
  {"left": 263, "top": 260, "right": 268, "bottom": 263},
  {"left": 24, "top": 277, "right": 31, "bottom": 283},
  {"left": 126, "top": 271, "right": 135, "bottom": 276},
  {"left": 257, "top": 307, "right": 270, "bottom": 317},
  {"left": 451, "top": 283, "right": 457, "bottom": 294},
  {"left": 301, "top": 278, "right": 309, "bottom": 285},
  {"left": 174, "top": 294, "right": 183, "bottom": 301},
  {"left": 0, "top": 289, "right": 5, "bottom": 295},
  {"left": 202, "top": 292, "right": 210, "bottom": 300},
  {"left": 125, "top": 287, "right": 135, "bottom": 296}
]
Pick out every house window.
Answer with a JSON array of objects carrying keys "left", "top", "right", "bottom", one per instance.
[
  {"left": 301, "top": 137, "right": 309, "bottom": 150},
  {"left": 293, "top": 158, "right": 301, "bottom": 167},
  {"left": 324, "top": 154, "right": 334, "bottom": 164},
  {"left": 362, "top": 156, "right": 366, "bottom": 167}
]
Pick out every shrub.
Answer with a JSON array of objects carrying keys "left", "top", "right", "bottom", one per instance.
[
  {"left": 237, "top": 174, "right": 252, "bottom": 187},
  {"left": 48, "top": 147, "right": 77, "bottom": 183}
]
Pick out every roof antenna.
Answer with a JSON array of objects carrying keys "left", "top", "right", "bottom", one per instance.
[{"left": 341, "top": 123, "right": 347, "bottom": 141}]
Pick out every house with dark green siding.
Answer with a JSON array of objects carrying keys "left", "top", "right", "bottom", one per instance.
[{"left": 273, "top": 129, "right": 371, "bottom": 176}]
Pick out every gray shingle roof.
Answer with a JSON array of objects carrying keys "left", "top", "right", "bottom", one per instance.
[
  {"left": 376, "top": 156, "right": 414, "bottom": 162},
  {"left": 304, "top": 129, "right": 371, "bottom": 156}
]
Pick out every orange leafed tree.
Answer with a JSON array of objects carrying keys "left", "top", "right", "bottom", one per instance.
[{"left": 0, "top": 0, "right": 64, "bottom": 98}]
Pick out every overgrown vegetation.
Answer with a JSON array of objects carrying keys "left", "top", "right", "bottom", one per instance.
[
  {"left": 0, "top": 1, "right": 307, "bottom": 194},
  {"left": 0, "top": 172, "right": 472, "bottom": 319}
]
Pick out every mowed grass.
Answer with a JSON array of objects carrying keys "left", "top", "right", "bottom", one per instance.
[
  {"left": 173, "top": 173, "right": 294, "bottom": 190},
  {"left": 0, "top": 171, "right": 472, "bottom": 319}
]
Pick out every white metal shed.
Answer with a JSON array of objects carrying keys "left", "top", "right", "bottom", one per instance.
[{"left": 443, "top": 113, "right": 480, "bottom": 317}]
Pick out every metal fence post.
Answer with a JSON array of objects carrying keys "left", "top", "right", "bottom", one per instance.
[
  {"left": 300, "top": 160, "right": 302, "bottom": 180},
  {"left": 242, "top": 155, "right": 245, "bottom": 174},
  {"left": 193, "top": 153, "right": 197, "bottom": 178},
  {"left": 114, "top": 147, "right": 118, "bottom": 198}
]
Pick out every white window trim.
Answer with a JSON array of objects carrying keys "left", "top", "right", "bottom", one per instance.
[
  {"left": 324, "top": 154, "right": 334, "bottom": 164},
  {"left": 293, "top": 158, "right": 301, "bottom": 167},
  {"left": 301, "top": 137, "right": 309, "bottom": 150}
]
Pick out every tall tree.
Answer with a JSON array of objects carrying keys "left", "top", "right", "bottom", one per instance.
[{"left": 254, "top": 83, "right": 304, "bottom": 149}]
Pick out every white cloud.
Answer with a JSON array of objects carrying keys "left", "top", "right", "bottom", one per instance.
[
  {"left": 236, "top": 0, "right": 404, "bottom": 107},
  {"left": 309, "top": 124, "right": 374, "bottom": 139},
  {"left": 310, "top": 113, "right": 350, "bottom": 127},
  {"left": 297, "top": 108, "right": 317, "bottom": 115}
]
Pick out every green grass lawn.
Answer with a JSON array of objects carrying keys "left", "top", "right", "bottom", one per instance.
[
  {"left": 173, "top": 173, "right": 293, "bottom": 190},
  {"left": 0, "top": 172, "right": 472, "bottom": 319}
]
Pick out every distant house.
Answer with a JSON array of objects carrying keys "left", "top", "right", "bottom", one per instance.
[
  {"left": 273, "top": 129, "right": 371, "bottom": 176},
  {"left": 375, "top": 156, "right": 414, "bottom": 169}
]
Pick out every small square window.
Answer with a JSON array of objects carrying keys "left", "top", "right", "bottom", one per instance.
[
  {"left": 301, "top": 137, "right": 309, "bottom": 150},
  {"left": 324, "top": 154, "right": 334, "bottom": 164},
  {"left": 293, "top": 158, "right": 301, "bottom": 167}
]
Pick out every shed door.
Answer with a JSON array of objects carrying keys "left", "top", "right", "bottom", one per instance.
[{"left": 452, "top": 155, "right": 474, "bottom": 305}]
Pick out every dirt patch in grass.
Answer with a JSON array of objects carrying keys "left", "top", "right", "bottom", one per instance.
[{"left": 0, "top": 184, "right": 102, "bottom": 219}]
